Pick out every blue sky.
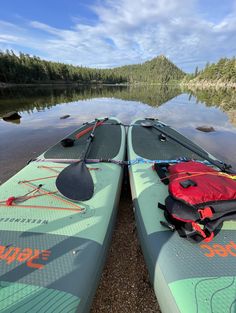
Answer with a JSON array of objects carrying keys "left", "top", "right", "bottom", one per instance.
[{"left": 0, "top": 0, "right": 236, "bottom": 72}]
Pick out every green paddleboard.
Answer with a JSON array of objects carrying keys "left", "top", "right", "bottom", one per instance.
[
  {"left": 128, "top": 118, "right": 236, "bottom": 313},
  {"left": 0, "top": 117, "right": 125, "bottom": 313}
]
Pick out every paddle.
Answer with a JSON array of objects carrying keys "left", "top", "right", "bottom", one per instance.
[
  {"left": 141, "top": 121, "right": 234, "bottom": 173},
  {"left": 56, "top": 118, "right": 105, "bottom": 201}
]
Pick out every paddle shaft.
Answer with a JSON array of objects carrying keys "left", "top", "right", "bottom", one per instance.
[
  {"left": 80, "top": 119, "right": 100, "bottom": 161},
  {"left": 149, "top": 124, "right": 233, "bottom": 173}
]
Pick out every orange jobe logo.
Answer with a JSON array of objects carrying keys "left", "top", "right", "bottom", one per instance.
[
  {"left": 0, "top": 245, "right": 51, "bottom": 269},
  {"left": 200, "top": 241, "right": 236, "bottom": 257}
]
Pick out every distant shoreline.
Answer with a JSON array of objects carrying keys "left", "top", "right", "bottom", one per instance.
[
  {"left": 1, "top": 81, "right": 236, "bottom": 89},
  {"left": 181, "top": 81, "right": 236, "bottom": 89},
  {"left": 0, "top": 82, "right": 173, "bottom": 89},
  {"left": 0, "top": 82, "right": 129, "bottom": 88}
]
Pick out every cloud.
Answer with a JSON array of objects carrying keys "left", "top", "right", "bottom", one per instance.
[
  {"left": 0, "top": 34, "right": 20, "bottom": 44},
  {"left": 0, "top": 0, "right": 236, "bottom": 71},
  {"left": 0, "top": 21, "right": 24, "bottom": 45}
]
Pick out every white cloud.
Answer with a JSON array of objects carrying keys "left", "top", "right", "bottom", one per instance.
[
  {"left": 0, "top": 34, "right": 20, "bottom": 44},
  {"left": 0, "top": 21, "right": 24, "bottom": 45},
  {"left": 0, "top": 0, "right": 236, "bottom": 71}
]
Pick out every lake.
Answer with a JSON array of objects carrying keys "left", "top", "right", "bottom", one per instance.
[{"left": 0, "top": 84, "right": 236, "bottom": 183}]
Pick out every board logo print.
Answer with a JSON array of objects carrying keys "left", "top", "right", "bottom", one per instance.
[
  {"left": 0, "top": 217, "right": 48, "bottom": 224},
  {"left": 0, "top": 245, "right": 51, "bottom": 269},
  {"left": 200, "top": 241, "right": 236, "bottom": 257}
]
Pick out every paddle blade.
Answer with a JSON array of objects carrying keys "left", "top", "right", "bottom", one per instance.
[{"left": 56, "top": 161, "right": 94, "bottom": 201}]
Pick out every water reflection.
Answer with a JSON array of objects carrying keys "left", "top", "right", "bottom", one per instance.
[
  {"left": 0, "top": 84, "right": 181, "bottom": 117},
  {"left": 0, "top": 85, "right": 236, "bottom": 183},
  {"left": 184, "top": 87, "right": 236, "bottom": 126},
  {"left": 184, "top": 87, "right": 236, "bottom": 110}
]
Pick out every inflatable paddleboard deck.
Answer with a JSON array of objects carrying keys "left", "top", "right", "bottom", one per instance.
[
  {"left": 128, "top": 118, "right": 236, "bottom": 313},
  {"left": 0, "top": 117, "right": 125, "bottom": 312}
]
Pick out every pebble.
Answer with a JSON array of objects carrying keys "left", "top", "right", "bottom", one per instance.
[
  {"left": 60, "top": 114, "right": 70, "bottom": 119},
  {"left": 196, "top": 125, "right": 215, "bottom": 132}
]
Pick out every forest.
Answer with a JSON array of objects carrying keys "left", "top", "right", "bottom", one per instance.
[
  {"left": 0, "top": 50, "right": 185, "bottom": 85},
  {"left": 0, "top": 50, "right": 126, "bottom": 84},
  {"left": 1, "top": 50, "right": 235, "bottom": 86},
  {"left": 184, "top": 57, "right": 236, "bottom": 83}
]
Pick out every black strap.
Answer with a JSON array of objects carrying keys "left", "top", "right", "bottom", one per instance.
[
  {"left": 208, "top": 201, "right": 236, "bottom": 216},
  {"left": 158, "top": 202, "right": 166, "bottom": 210},
  {"left": 159, "top": 202, "right": 212, "bottom": 243},
  {"left": 160, "top": 220, "right": 175, "bottom": 231},
  {"left": 154, "top": 163, "right": 169, "bottom": 185},
  {"left": 179, "top": 228, "right": 207, "bottom": 243}
]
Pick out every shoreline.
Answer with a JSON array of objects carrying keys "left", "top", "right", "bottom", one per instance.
[
  {"left": 181, "top": 81, "right": 236, "bottom": 89},
  {"left": 1, "top": 81, "right": 236, "bottom": 89},
  {"left": 0, "top": 82, "right": 129, "bottom": 89}
]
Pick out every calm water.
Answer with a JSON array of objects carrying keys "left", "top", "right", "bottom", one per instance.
[{"left": 0, "top": 85, "right": 236, "bottom": 183}]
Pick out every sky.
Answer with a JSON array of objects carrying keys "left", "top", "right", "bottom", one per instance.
[{"left": 0, "top": 0, "right": 236, "bottom": 72}]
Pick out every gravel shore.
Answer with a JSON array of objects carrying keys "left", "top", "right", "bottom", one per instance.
[{"left": 91, "top": 182, "right": 161, "bottom": 313}]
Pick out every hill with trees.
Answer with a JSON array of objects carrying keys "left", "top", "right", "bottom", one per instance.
[
  {"left": 111, "top": 55, "right": 185, "bottom": 84},
  {"left": 0, "top": 50, "right": 185, "bottom": 85},
  {"left": 183, "top": 57, "right": 236, "bottom": 87}
]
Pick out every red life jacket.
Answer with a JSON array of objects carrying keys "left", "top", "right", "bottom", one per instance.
[
  {"left": 156, "top": 161, "right": 236, "bottom": 243},
  {"left": 168, "top": 161, "right": 236, "bottom": 206}
]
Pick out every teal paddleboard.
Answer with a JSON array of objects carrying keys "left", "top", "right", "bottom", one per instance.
[
  {"left": 0, "top": 117, "right": 125, "bottom": 312},
  {"left": 128, "top": 118, "right": 236, "bottom": 313}
]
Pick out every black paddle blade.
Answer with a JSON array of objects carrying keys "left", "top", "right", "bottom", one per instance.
[{"left": 56, "top": 161, "right": 94, "bottom": 201}]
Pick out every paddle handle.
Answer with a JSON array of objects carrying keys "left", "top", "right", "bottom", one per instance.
[{"left": 75, "top": 120, "right": 104, "bottom": 139}]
